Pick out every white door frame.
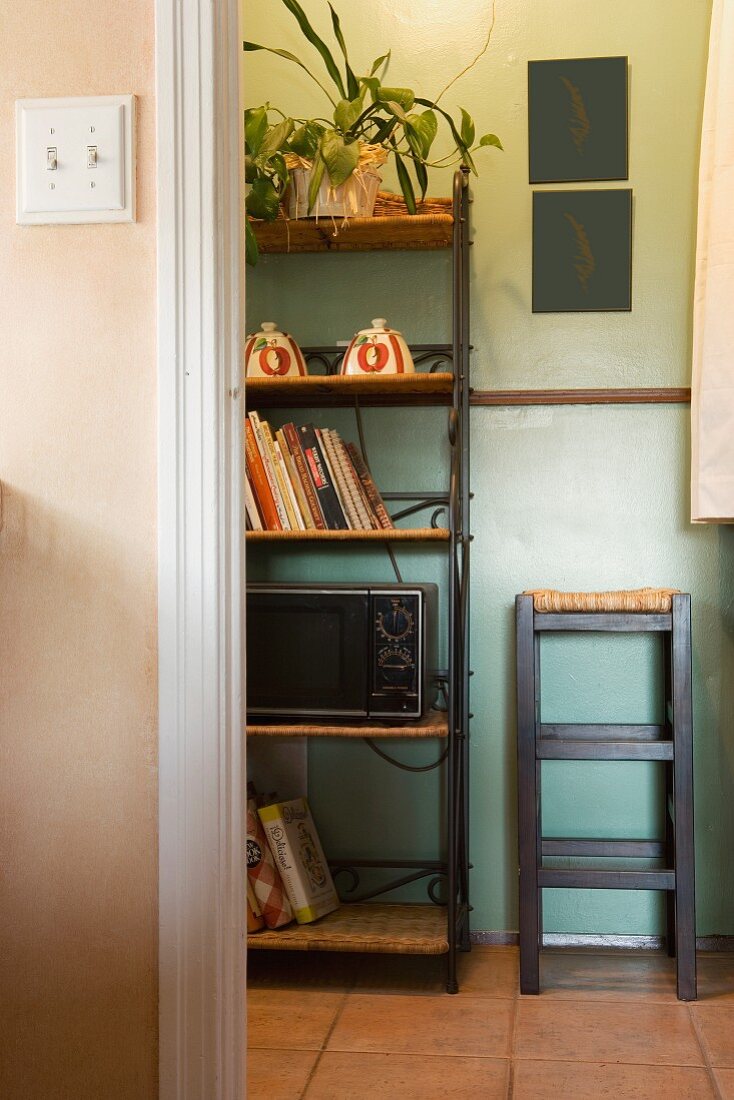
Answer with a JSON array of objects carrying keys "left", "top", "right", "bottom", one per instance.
[{"left": 156, "top": 1, "right": 245, "bottom": 1097}]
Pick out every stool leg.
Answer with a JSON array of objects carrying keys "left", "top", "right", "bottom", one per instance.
[
  {"left": 672, "top": 595, "right": 696, "bottom": 1001},
  {"left": 517, "top": 595, "right": 540, "bottom": 994},
  {"left": 663, "top": 636, "right": 676, "bottom": 958}
]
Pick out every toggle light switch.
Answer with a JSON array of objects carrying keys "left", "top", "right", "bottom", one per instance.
[{"left": 16, "top": 95, "right": 136, "bottom": 224}]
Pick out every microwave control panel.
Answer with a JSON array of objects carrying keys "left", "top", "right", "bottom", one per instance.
[{"left": 371, "top": 593, "right": 421, "bottom": 713}]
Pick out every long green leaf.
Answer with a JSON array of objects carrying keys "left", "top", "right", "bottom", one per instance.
[
  {"left": 245, "top": 218, "right": 259, "bottom": 266},
  {"left": 244, "top": 42, "right": 338, "bottom": 106},
  {"left": 394, "top": 150, "right": 416, "bottom": 214},
  {"left": 328, "top": 3, "right": 360, "bottom": 100},
  {"left": 413, "top": 156, "right": 428, "bottom": 201},
  {"left": 371, "top": 115, "right": 398, "bottom": 145},
  {"left": 415, "top": 97, "right": 478, "bottom": 174},
  {"left": 279, "top": 0, "right": 346, "bottom": 98},
  {"left": 370, "top": 51, "right": 390, "bottom": 76},
  {"left": 307, "top": 153, "right": 326, "bottom": 212}
]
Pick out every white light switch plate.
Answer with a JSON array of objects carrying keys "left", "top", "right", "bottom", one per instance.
[{"left": 16, "top": 95, "right": 135, "bottom": 224}]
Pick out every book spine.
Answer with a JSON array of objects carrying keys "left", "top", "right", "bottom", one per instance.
[
  {"left": 325, "top": 430, "right": 369, "bottom": 529},
  {"left": 260, "top": 418, "right": 299, "bottom": 530},
  {"left": 249, "top": 412, "right": 291, "bottom": 530},
  {"left": 276, "top": 428, "right": 313, "bottom": 529},
  {"left": 298, "top": 424, "right": 348, "bottom": 530},
  {"left": 333, "top": 433, "right": 377, "bottom": 529},
  {"left": 274, "top": 438, "right": 305, "bottom": 530},
  {"left": 245, "top": 419, "right": 281, "bottom": 530},
  {"left": 244, "top": 474, "right": 263, "bottom": 531},
  {"left": 317, "top": 429, "right": 354, "bottom": 529},
  {"left": 283, "top": 423, "right": 326, "bottom": 529},
  {"left": 246, "top": 801, "right": 293, "bottom": 928},
  {"left": 346, "top": 443, "right": 394, "bottom": 529}
]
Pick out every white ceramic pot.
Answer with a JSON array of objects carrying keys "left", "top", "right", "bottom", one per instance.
[
  {"left": 245, "top": 322, "right": 307, "bottom": 378},
  {"left": 286, "top": 166, "right": 382, "bottom": 220},
  {"left": 340, "top": 319, "right": 415, "bottom": 376}
]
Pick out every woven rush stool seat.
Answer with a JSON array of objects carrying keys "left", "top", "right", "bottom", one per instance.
[
  {"left": 515, "top": 590, "right": 696, "bottom": 1001},
  {"left": 526, "top": 587, "right": 680, "bottom": 614}
]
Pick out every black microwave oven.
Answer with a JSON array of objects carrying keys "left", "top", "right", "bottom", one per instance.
[{"left": 246, "top": 583, "right": 438, "bottom": 721}]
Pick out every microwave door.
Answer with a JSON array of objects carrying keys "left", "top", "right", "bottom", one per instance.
[{"left": 247, "top": 590, "right": 369, "bottom": 718}]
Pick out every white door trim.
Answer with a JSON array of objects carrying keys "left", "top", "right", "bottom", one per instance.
[{"left": 156, "top": 1, "right": 245, "bottom": 1097}]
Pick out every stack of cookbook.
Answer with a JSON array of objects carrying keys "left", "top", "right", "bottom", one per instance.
[{"left": 245, "top": 411, "right": 394, "bottom": 532}]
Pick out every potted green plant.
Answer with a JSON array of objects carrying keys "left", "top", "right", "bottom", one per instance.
[{"left": 244, "top": 0, "right": 501, "bottom": 264}]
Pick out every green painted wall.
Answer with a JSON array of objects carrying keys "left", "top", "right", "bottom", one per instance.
[{"left": 245, "top": 0, "right": 734, "bottom": 934}]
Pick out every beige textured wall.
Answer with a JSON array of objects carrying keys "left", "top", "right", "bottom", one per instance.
[{"left": 0, "top": 2, "right": 158, "bottom": 1097}]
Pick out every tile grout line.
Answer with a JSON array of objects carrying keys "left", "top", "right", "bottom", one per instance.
[
  {"left": 299, "top": 988, "right": 352, "bottom": 1098},
  {"left": 688, "top": 1004, "right": 725, "bottom": 1100},
  {"left": 507, "top": 991, "right": 521, "bottom": 1099}
]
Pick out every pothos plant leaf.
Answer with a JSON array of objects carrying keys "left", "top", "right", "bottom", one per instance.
[
  {"left": 405, "top": 109, "right": 438, "bottom": 159},
  {"left": 377, "top": 86, "right": 415, "bottom": 112},
  {"left": 244, "top": 106, "right": 268, "bottom": 156},
  {"left": 334, "top": 96, "right": 364, "bottom": 133},
  {"left": 479, "top": 133, "right": 503, "bottom": 149},
  {"left": 246, "top": 177, "right": 282, "bottom": 221},
  {"left": 328, "top": 2, "right": 360, "bottom": 100},
  {"left": 415, "top": 97, "right": 478, "bottom": 174},
  {"left": 459, "top": 107, "right": 475, "bottom": 149},
  {"left": 279, "top": 0, "right": 347, "bottom": 99},
  {"left": 258, "top": 118, "right": 295, "bottom": 161},
  {"left": 320, "top": 129, "right": 360, "bottom": 187},
  {"left": 289, "top": 121, "right": 326, "bottom": 158}
]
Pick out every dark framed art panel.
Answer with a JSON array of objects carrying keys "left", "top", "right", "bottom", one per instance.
[
  {"left": 528, "top": 56, "right": 629, "bottom": 183},
  {"left": 532, "top": 188, "right": 632, "bottom": 313}
]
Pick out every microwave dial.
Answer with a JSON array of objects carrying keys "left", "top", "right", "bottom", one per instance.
[
  {"left": 376, "top": 600, "right": 414, "bottom": 641},
  {"left": 378, "top": 642, "right": 413, "bottom": 668}
]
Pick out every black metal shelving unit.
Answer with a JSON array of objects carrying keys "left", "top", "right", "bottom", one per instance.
[{"left": 246, "top": 169, "right": 472, "bottom": 993}]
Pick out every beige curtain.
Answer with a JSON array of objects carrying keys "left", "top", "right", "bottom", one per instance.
[{"left": 691, "top": 0, "right": 734, "bottom": 523}]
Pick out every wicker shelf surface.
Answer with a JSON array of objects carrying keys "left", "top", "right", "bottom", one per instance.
[
  {"left": 245, "top": 371, "right": 454, "bottom": 408},
  {"left": 250, "top": 211, "right": 453, "bottom": 254},
  {"left": 248, "top": 902, "right": 449, "bottom": 955},
  {"left": 247, "top": 710, "right": 448, "bottom": 739},
  {"left": 247, "top": 527, "right": 449, "bottom": 543}
]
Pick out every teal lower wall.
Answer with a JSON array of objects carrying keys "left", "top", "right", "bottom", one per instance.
[{"left": 247, "top": 388, "right": 734, "bottom": 934}]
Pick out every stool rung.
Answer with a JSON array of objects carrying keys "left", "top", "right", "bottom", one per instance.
[
  {"left": 538, "top": 868, "right": 675, "bottom": 890},
  {"left": 540, "top": 723, "right": 668, "bottom": 742},
  {"left": 537, "top": 740, "right": 673, "bottom": 761},
  {"left": 534, "top": 612, "right": 672, "bottom": 632},
  {"left": 542, "top": 838, "right": 666, "bottom": 858}
]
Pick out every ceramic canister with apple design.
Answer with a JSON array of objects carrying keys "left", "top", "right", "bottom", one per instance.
[
  {"left": 245, "top": 322, "right": 307, "bottom": 378},
  {"left": 340, "top": 319, "right": 415, "bottom": 376}
]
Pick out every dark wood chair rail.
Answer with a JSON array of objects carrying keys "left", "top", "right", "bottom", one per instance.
[{"left": 470, "top": 387, "right": 691, "bottom": 406}]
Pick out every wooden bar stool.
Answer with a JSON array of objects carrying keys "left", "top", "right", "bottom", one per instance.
[{"left": 515, "top": 588, "right": 696, "bottom": 1001}]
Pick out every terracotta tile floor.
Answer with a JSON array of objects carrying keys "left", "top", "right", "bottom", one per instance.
[{"left": 247, "top": 947, "right": 734, "bottom": 1098}]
